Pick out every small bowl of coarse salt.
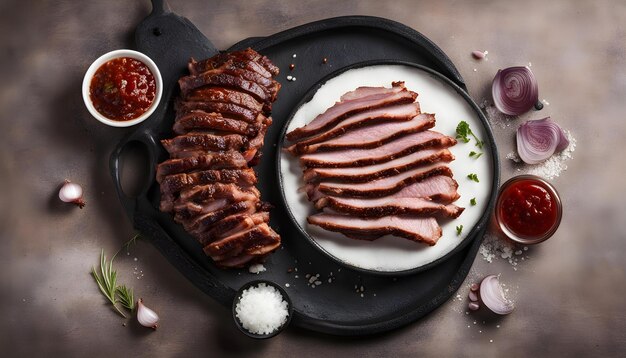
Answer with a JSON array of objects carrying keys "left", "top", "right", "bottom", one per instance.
[{"left": 232, "top": 280, "right": 293, "bottom": 339}]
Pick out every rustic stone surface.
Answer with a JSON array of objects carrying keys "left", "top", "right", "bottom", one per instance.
[{"left": 1, "top": 0, "right": 625, "bottom": 356}]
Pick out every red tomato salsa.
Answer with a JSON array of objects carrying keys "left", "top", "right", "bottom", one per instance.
[
  {"left": 498, "top": 179, "right": 558, "bottom": 238},
  {"left": 89, "top": 57, "right": 156, "bottom": 121}
]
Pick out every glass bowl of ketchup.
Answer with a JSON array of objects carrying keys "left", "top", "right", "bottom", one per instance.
[
  {"left": 495, "top": 175, "right": 562, "bottom": 245},
  {"left": 82, "top": 49, "right": 163, "bottom": 127}
]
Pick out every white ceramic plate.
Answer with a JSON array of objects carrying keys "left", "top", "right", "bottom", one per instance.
[{"left": 278, "top": 63, "right": 495, "bottom": 274}]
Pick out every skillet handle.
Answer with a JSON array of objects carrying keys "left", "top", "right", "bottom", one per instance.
[{"left": 109, "top": 128, "right": 159, "bottom": 219}]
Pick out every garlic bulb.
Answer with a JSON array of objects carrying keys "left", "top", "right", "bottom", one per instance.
[{"left": 136, "top": 298, "right": 159, "bottom": 329}]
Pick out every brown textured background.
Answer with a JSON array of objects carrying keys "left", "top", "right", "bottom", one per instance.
[{"left": 1, "top": 0, "right": 625, "bottom": 357}]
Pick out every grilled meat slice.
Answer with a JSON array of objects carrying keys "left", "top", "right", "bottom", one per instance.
[
  {"left": 307, "top": 213, "right": 442, "bottom": 246},
  {"left": 179, "top": 199, "right": 259, "bottom": 233},
  {"left": 195, "top": 212, "right": 270, "bottom": 245},
  {"left": 303, "top": 148, "right": 454, "bottom": 183},
  {"left": 159, "top": 168, "right": 257, "bottom": 211},
  {"left": 178, "top": 72, "right": 271, "bottom": 108},
  {"left": 286, "top": 103, "right": 422, "bottom": 155},
  {"left": 176, "top": 100, "right": 258, "bottom": 123},
  {"left": 156, "top": 152, "right": 248, "bottom": 182},
  {"left": 300, "top": 130, "right": 456, "bottom": 168},
  {"left": 173, "top": 111, "right": 260, "bottom": 136},
  {"left": 161, "top": 133, "right": 247, "bottom": 158},
  {"left": 182, "top": 87, "right": 264, "bottom": 112},
  {"left": 188, "top": 48, "right": 278, "bottom": 77},
  {"left": 286, "top": 82, "right": 416, "bottom": 142},
  {"left": 204, "top": 223, "right": 280, "bottom": 261},
  {"left": 297, "top": 113, "right": 435, "bottom": 154},
  {"left": 310, "top": 164, "right": 453, "bottom": 198},
  {"left": 316, "top": 196, "right": 464, "bottom": 218}
]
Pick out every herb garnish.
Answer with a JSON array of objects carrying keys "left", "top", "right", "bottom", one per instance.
[
  {"left": 469, "top": 151, "right": 483, "bottom": 159},
  {"left": 456, "top": 121, "right": 484, "bottom": 149},
  {"left": 467, "top": 173, "right": 480, "bottom": 182},
  {"left": 91, "top": 234, "right": 141, "bottom": 317},
  {"left": 456, "top": 225, "right": 463, "bottom": 236},
  {"left": 470, "top": 198, "right": 477, "bottom": 206}
]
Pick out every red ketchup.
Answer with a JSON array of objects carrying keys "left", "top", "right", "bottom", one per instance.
[
  {"left": 496, "top": 175, "right": 561, "bottom": 244},
  {"left": 89, "top": 57, "right": 156, "bottom": 121}
]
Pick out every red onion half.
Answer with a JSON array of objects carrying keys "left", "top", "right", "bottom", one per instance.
[
  {"left": 480, "top": 275, "right": 514, "bottom": 315},
  {"left": 517, "top": 117, "right": 569, "bottom": 164},
  {"left": 492, "top": 66, "right": 539, "bottom": 115}
]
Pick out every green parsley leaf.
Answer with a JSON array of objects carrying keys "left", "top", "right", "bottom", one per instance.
[
  {"left": 456, "top": 225, "right": 463, "bottom": 236},
  {"left": 469, "top": 151, "right": 483, "bottom": 159},
  {"left": 470, "top": 198, "right": 477, "bottom": 206},
  {"left": 455, "top": 121, "right": 471, "bottom": 143},
  {"left": 467, "top": 173, "right": 480, "bottom": 182}
]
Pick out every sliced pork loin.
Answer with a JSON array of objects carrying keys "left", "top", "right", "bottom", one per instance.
[
  {"left": 173, "top": 111, "right": 260, "bottom": 136},
  {"left": 182, "top": 87, "right": 264, "bottom": 113},
  {"left": 303, "top": 148, "right": 454, "bottom": 183},
  {"left": 159, "top": 168, "right": 257, "bottom": 211},
  {"left": 307, "top": 213, "right": 442, "bottom": 246},
  {"left": 156, "top": 152, "right": 248, "bottom": 182},
  {"left": 300, "top": 130, "right": 457, "bottom": 168},
  {"left": 310, "top": 163, "right": 453, "bottom": 198},
  {"left": 295, "top": 113, "right": 435, "bottom": 154},
  {"left": 316, "top": 196, "right": 464, "bottom": 218},
  {"left": 308, "top": 175, "right": 460, "bottom": 204},
  {"left": 196, "top": 212, "right": 270, "bottom": 245},
  {"left": 286, "top": 103, "right": 422, "bottom": 155},
  {"left": 286, "top": 82, "right": 417, "bottom": 142}
]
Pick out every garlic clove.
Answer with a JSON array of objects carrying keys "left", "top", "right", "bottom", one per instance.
[
  {"left": 59, "top": 180, "right": 85, "bottom": 208},
  {"left": 136, "top": 298, "right": 159, "bottom": 329}
]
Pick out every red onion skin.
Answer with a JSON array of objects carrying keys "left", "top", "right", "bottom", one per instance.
[
  {"left": 517, "top": 117, "right": 567, "bottom": 164},
  {"left": 492, "top": 66, "right": 539, "bottom": 116}
]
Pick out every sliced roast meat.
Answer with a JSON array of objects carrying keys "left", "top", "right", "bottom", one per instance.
[
  {"left": 307, "top": 213, "right": 442, "bottom": 246},
  {"left": 159, "top": 169, "right": 257, "bottom": 211},
  {"left": 182, "top": 87, "right": 263, "bottom": 112},
  {"left": 179, "top": 183, "right": 259, "bottom": 202},
  {"left": 307, "top": 175, "right": 460, "bottom": 203},
  {"left": 196, "top": 212, "right": 270, "bottom": 245},
  {"left": 286, "top": 103, "right": 422, "bottom": 155},
  {"left": 188, "top": 48, "right": 279, "bottom": 77},
  {"left": 311, "top": 164, "right": 453, "bottom": 198},
  {"left": 298, "top": 113, "right": 435, "bottom": 154},
  {"left": 285, "top": 82, "right": 417, "bottom": 142},
  {"left": 161, "top": 133, "right": 247, "bottom": 158},
  {"left": 180, "top": 199, "right": 259, "bottom": 233},
  {"left": 173, "top": 111, "right": 259, "bottom": 136},
  {"left": 303, "top": 148, "right": 454, "bottom": 183},
  {"left": 156, "top": 152, "right": 248, "bottom": 182},
  {"left": 204, "top": 223, "right": 280, "bottom": 259},
  {"left": 178, "top": 72, "right": 271, "bottom": 107},
  {"left": 300, "top": 130, "right": 456, "bottom": 168},
  {"left": 176, "top": 100, "right": 258, "bottom": 123},
  {"left": 316, "top": 196, "right": 464, "bottom": 218}
]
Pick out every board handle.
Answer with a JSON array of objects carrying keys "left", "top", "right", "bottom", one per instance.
[
  {"left": 109, "top": 128, "right": 159, "bottom": 218},
  {"left": 150, "top": 0, "right": 166, "bottom": 16}
]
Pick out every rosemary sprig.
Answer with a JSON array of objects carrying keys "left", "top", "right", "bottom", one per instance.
[
  {"left": 92, "top": 234, "right": 142, "bottom": 318},
  {"left": 92, "top": 250, "right": 126, "bottom": 317},
  {"left": 116, "top": 285, "right": 135, "bottom": 311}
]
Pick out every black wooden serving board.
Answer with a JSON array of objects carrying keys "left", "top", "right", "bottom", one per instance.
[{"left": 110, "top": 0, "right": 500, "bottom": 335}]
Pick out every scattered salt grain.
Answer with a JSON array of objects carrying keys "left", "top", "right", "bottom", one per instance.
[
  {"left": 285, "top": 283, "right": 290, "bottom": 288},
  {"left": 479, "top": 233, "right": 527, "bottom": 270},
  {"left": 248, "top": 264, "right": 266, "bottom": 274},
  {"left": 235, "top": 283, "right": 289, "bottom": 335},
  {"left": 292, "top": 54, "right": 297, "bottom": 58},
  {"left": 484, "top": 101, "right": 515, "bottom": 129}
]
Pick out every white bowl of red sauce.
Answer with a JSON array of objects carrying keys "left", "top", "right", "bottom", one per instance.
[
  {"left": 82, "top": 49, "right": 163, "bottom": 127},
  {"left": 495, "top": 175, "right": 562, "bottom": 245}
]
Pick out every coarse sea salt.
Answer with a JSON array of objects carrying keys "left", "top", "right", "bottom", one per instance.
[
  {"left": 235, "top": 283, "right": 289, "bottom": 335},
  {"left": 248, "top": 263, "right": 266, "bottom": 274}
]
